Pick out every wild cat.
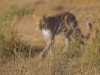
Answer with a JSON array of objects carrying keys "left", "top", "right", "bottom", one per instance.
[{"left": 38, "top": 12, "right": 91, "bottom": 59}]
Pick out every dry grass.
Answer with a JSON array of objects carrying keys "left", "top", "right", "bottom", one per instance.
[{"left": 0, "top": 0, "right": 100, "bottom": 75}]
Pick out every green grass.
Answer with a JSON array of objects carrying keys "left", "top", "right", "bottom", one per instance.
[{"left": 0, "top": 4, "right": 35, "bottom": 57}]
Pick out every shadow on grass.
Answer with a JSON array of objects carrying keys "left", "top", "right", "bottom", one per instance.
[{"left": 15, "top": 42, "right": 44, "bottom": 58}]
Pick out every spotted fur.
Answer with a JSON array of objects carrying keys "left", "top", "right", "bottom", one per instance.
[{"left": 39, "top": 12, "right": 91, "bottom": 59}]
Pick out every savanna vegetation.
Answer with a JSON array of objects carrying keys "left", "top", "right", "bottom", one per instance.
[{"left": 0, "top": 0, "right": 100, "bottom": 75}]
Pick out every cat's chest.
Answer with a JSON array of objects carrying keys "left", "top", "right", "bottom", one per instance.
[{"left": 42, "top": 29, "right": 51, "bottom": 40}]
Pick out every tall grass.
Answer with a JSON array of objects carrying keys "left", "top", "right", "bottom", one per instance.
[
  {"left": 0, "top": 5, "right": 34, "bottom": 57},
  {"left": 0, "top": 0, "right": 100, "bottom": 75}
]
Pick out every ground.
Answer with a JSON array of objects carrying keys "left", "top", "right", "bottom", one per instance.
[{"left": 0, "top": 0, "right": 100, "bottom": 75}]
